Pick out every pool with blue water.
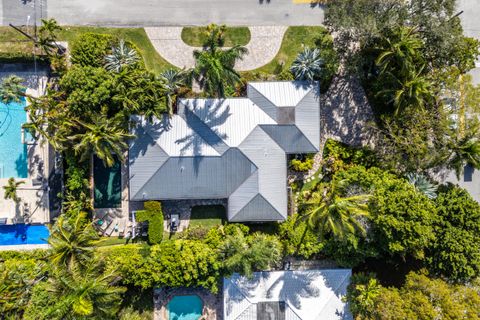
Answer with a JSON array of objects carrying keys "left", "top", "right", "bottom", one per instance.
[
  {"left": 167, "top": 295, "right": 203, "bottom": 320},
  {"left": 0, "top": 98, "right": 28, "bottom": 178},
  {"left": 0, "top": 224, "right": 49, "bottom": 245}
]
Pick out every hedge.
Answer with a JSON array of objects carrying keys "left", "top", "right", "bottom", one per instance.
[{"left": 136, "top": 201, "right": 164, "bottom": 244}]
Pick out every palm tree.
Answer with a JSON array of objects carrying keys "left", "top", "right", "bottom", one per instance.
[
  {"left": 37, "top": 18, "right": 62, "bottom": 56},
  {"left": 45, "top": 262, "right": 125, "bottom": 319},
  {"left": 48, "top": 213, "right": 98, "bottom": 270},
  {"left": 290, "top": 47, "right": 323, "bottom": 81},
  {"left": 0, "top": 75, "right": 26, "bottom": 103},
  {"left": 158, "top": 68, "right": 189, "bottom": 116},
  {"left": 220, "top": 228, "right": 282, "bottom": 278},
  {"left": 192, "top": 42, "right": 247, "bottom": 97},
  {"left": 104, "top": 39, "right": 140, "bottom": 72},
  {"left": 446, "top": 123, "right": 480, "bottom": 179},
  {"left": 299, "top": 180, "right": 370, "bottom": 241},
  {"left": 69, "top": 117, "right": 134, "bottom": 167},
  {"left": 406, "top": 173, "right": 437, "bottom": 199},
  {"left": 3, "top": 178, "right": 24, "bottom": 203}
]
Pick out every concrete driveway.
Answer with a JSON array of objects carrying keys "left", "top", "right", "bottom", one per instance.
[{"left": 1, "top": 0, "right": 324, "bottom": 27}]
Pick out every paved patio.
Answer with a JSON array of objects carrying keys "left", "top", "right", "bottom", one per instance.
[{"left": 145, "top": 26, "right": 287, "bottom": 71}]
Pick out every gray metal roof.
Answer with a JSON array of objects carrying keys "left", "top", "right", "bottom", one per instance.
[
  {"left": 223, "top": 270, "right": 353, "bottom": 320},
  {"left": 129, "top": 81, "right": 320, "bottom": 222}
]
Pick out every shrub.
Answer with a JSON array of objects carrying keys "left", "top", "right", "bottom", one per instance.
[
  {"left": 323, "top": 139, "right": 377, "bottom": 171},
  {"left": 313, "top": 28, "right": 339, "bottom": 92},
  {"left": 136, "top": 201, "right": 164, "bottom": 244},
  {"left": 290, "top": 154, "right": 314, "bottom": 172},
  {"left": 70, "top": 33, "right": 116, "bottom": 67}
]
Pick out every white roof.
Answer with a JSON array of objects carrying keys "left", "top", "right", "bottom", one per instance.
[
  {"left": 182, "top": 98, "right": 276, "bottom": 147},
  {"left": 223, "top": 270, "right": 353, "bottom": 320},
  {"left": 145, "top": 116, "right": 219, "bottom": 157},
  {"left": 249, "top": 82, "right": 313, "bottom": 107}
]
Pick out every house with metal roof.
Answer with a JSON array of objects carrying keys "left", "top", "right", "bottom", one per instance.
[
  {"left": 223, "top": 269, "right": 353, "bottom": 320},
  {"left": 128, "top": 81, "right": 320, "bottom": 222}
]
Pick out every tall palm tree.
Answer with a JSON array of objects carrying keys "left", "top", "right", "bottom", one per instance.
[
  {"left": 220, "top": 228, "right": 282, "bottom": 278},
  {"left": 0, "top": 75, "right": 26, "bottom": 103},
  {"left": 299, "top": 180, "right": 370, "bottom": 241},
  {"left": 3, "top": 178, "right": 24, "bottom": 203},
  {"left": 446, "top": 122, "right": 480, "bottom": 179},
  {"left": 104, "top": 39, "right": 140, "bottom": 72},
  {"left": 192, "top": 42, "right": 247, "bottom": 97},
  {"left": 48, "top": 213, "right": 98, "bottom": 270},
  {"left": 290, "top": 47, "right": 323, "bottom": 81},
  {"left": 69, "top": 117, "right": 134, "bottom": 167},
  {"left": 45, "top": 262, "right": 125, "bottom": 319},
  {"left": 159, "top": 68, "right": 189, "bottom": 116}
]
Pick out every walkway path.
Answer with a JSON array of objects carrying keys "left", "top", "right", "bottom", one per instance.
[{"left": 145, "top": 26, "right": 287, "bottom": 71}]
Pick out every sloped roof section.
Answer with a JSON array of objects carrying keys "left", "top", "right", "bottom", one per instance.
[
  {"left": 129, "top": 81, "right": 320, "bottom": 222},
  {"left": 223, "top": 270, "right": 353, "bottom": 320}
]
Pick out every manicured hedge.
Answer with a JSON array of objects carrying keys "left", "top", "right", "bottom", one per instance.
[{"left": 136, "top": 201, "right": 164, "bottom": 244}]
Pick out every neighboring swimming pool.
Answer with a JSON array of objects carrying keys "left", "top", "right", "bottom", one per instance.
[
  {"left": 0, "top": 98, "right": 28, "bottom": 178},
  {"left": 0, "top": 224, "right": 49, "bottom": 245},
  {"left": 167, "top": 295, "right": 204, "bottom": 320}
]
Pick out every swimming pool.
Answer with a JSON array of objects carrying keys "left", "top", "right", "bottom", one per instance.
[
  {"left": 0, "top": 98, "right": 28, "bottom": 178},
  {"left": 0, "top": 224, "right": 49, "bottom": 245},
  {"left": 167, "top": 295, "right": 203, "bottom": 320}
]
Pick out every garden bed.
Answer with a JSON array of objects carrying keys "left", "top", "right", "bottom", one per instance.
[{"left": 181, "top": 26, "right": 251, "bottom": 47}]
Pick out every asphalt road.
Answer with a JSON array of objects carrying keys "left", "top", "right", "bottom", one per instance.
[
  {"left": 458, "top": 0, "right": 480, "bottom": 83},
  {"left": 1, "top": 0, "right": 324, "bottom": 26}
]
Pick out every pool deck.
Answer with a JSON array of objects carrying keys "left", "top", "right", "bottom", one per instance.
[
  {"left": 0, "top": 77, "right": 52, "bottom": 225},
  {"left": 0, "top": 243, "right": 50, "bottom": 251}
]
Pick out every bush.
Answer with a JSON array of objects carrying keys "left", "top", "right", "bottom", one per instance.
[
  {"left": 70, "top": 33, "right": 117, "bottom": 67},
  {"left": 427, "top": 185, "right": 480, "bottom": 282},
  {"left": 278, "top": 214, "right": 323, "bottom": 258},
  {"left": 136, "top": 201, "right": 164, "bottom": 244},
  {"left": 323, "top": 139, "right": 377, "bottom": 172},
  {"left": 290, "top": 154, "right": 314, "bottom": 172},
  {"left": 313, "top": 28, "right": 339, "bottom": 92}
]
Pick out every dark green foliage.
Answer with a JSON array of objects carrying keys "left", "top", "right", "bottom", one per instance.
[
  {"left": 347, "top": 272, "right": 480, "bottom": 320},
  {"left": 313, "top": 28, "right": 339, "bottom": 92},
  {"left": 279, "top": 214, "right": 323, "bottom": 259},
  {"left": 323, "top": 139, "right": 377, "bottom": 171},
  {"left": 70, "top": 33, "right": 116, "bottom": 67},
  {"left": 136, "top": 201, "right": 164, "bottom": 244},
  {"left": 428, "top": 185, "right": 480, "bottom": 282}
]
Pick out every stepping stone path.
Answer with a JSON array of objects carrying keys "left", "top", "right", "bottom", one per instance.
[{"left": 145, "top": 26, "right": 287, "bottom": 71}]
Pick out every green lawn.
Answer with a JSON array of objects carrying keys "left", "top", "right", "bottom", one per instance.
[
  {"left": 181, "top": 26, "right": 251, "bottom": 47},
  {"left": 189, "top": 205, "right": 226, "bottom": 229},
  {"left": 0, "top": 26, "right": 174, "bottom": 74},
  {"left": 251, "top": 26, "right": 328, "bottom": 75}
]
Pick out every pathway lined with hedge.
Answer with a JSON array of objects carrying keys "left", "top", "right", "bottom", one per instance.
[{"left": 144, "top": 26, "right": 287, "bottom": 71}]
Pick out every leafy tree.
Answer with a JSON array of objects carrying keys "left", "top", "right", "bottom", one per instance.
[
  {"left": 298, "top": 179, "right": 370, "bottom": 242},
  {"left": 69, "top": 117, "right": 134, "bottom": 167},
  {"left": 346, "top": 273, "right": 381, "bottom": 319},
  {"left": 48, "top": 213, "right": 98, "bottom": 270},
  {"left": 37, "top": 18, "right": 62, "bottom": 56},
  {"left": 104, "top": 39, "right": 140, "bottom": 72},
  {"left": 70, "top": 33, "right": 116, "bottom": 67},
  {"left": 220, "top": 226, "right": 282, "bottom": 278},
  {"left": 3, "top": 177, "right": 25, "bottom": 203},
  {"left": 290, "top": 47, "right": 323, "bottom": 81},
  {"left": 428, "top": 185, "right": 480, "bottom": 282},
  {"left": 192, "top": 37, "right": 247, "bottom": 97}
]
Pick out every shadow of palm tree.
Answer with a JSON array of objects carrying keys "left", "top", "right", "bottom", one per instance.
[{"left": 266, "top": 271, "right": 320, "bottom": 309}]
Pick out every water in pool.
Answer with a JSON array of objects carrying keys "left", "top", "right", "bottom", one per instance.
[
  {"left": 0, "top": 98, "right": 28, "bottom": 178},
  {"left": 167, "top": 295, "right": 203, "bottom": 320},
  {"left": 0, "top": 224, "right": 49, "bottom": 245}
]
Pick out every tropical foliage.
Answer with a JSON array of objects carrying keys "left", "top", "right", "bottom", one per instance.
[
  {"left": 290, "top": 47, "right": 323, "bottom": 81},
  {"left": 3, "top": 177, "right": 24, "bottom": 203},
  {"left": 104, "top": 39, "right": 140, "bottom": 72}
]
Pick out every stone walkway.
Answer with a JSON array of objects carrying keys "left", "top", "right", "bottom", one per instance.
[{"left": 144, "top": 26, "right": 287, "bottom": 71}]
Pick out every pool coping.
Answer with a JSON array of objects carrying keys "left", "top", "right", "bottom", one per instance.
[
  {"left": 154, "top": 287, "right": 221, "bottom": 320},
  {"left": 0, "top": 243, "right": 50, "bottom": 251}
]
